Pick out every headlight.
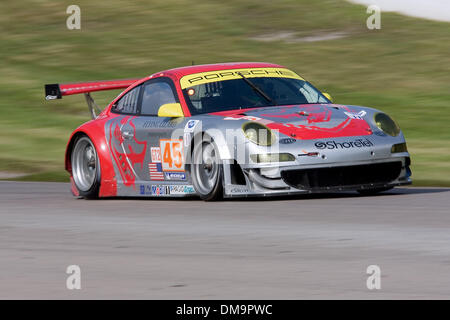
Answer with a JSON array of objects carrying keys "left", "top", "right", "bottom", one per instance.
[
  {"left": 250, "top": 153, "right": 295, "bottom": 163},
  {"left": 391, "top": 143, "right": 408, "bottom": 153},
  {"left": 374, "top": 113, "right": 400, "bottom": 137},
  {"left": 242, "top": 122, "right": 275, "bottom": 146}
]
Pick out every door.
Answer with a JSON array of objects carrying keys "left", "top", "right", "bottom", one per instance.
[
  {"left": 132, "top": 77, "right": 186, "bottom": 184},
  {"left": 107, "top": 85, "right": 149, "bottom": 188}
]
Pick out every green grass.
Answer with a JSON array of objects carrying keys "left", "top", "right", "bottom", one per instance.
[{"left": 0, "top": 0, "right": 449, "bottom": 185}]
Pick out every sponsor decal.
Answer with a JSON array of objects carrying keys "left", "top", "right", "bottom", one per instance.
[
  {"left": 344, "top": 110, "right": 367, "bottom": 120},
  {"left": 152, "top": 185, "right": 170, "bottom": 196},
  {"left": 229, "top": 187, "right": 249, "bottom": 194},
  {"left": 149, "top": 163, "right": 164, "bottom": 181},
  {"left": 315, "top": 139, "right": 374, "bottom": 150},
  {"left": 165, "top": 172, "right": 186, "bottom": 181},
  {"left": 184, "top": 119, "right": 199, "bottom": 133},
  {"left": 140, "top": 185, "right": 167, "bottom": 195},
  {"left": 143, "top": 119, "right": 177, "bottom": 128},
  {"left": 169, "top": 185, "right": 195, "bottom": 195},
  {"left": 140, "top": 185, "right": 170, "bottom": 196},
  {"left": 151, "top": 147, "right": 162, "bottom": 163},
  {"left": 279, "top": 137, "right": 296, "bottom": 144},
  {"left": 140, "top": 185, "right": 148, "bottom": 195},
  {"left": 180, "top": 68, "right": 303, "bottom": 89},
  {"left": 140, "top": 185, "right": 193, "bottom": 196}
]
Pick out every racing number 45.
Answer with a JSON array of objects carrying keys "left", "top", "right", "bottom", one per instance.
[{"left": 160, "top": 139, "right": 184, "bottom": 172}]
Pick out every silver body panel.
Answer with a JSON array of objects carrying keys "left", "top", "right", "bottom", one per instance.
[{"left": 104, "top": 104, "right": 412, "bottom": 198}]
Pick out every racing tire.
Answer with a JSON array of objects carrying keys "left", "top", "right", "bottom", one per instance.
[
  {"left": 71, "top": 135, "right": 101, "bottom": 199},
  {"left": 357, "top": 187, "right": 393, "bottom": 196},
  {"left": 191, "top": 135, "right": 223, "bottom": 201}
]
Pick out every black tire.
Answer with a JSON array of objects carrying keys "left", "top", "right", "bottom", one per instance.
[
  {"left": 71, "top": 135, "right": 101, "bottom": 199},
  {"left": 357, "top": 187, "right": 393, "bottom": 196},
  {"left": 191, "top": 135, "right": 223, "bottom": 201}
]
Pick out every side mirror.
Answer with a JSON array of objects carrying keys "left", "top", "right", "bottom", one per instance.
[
  {"left": 157, "top": 103, "right": 184, "bottom": 117},
  {"left": 323, "top": 92, "right": 333, "bottom": 102}
]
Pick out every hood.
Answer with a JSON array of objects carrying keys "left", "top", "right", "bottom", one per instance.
[{"left": 210, "top": 104, "right": 373, "bottom": 140}]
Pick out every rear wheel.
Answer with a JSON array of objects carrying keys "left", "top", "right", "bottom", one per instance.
[
  {"left": 357, "top": 187, "right": 393, "bottom": 196},
  {"left": 191, "top": 136, "right": 223, "bottom": 201},
  {"left": 71, "top": 136, "right": 100, "bottom": 199}
]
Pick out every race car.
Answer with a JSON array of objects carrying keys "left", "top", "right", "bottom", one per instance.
[{"left": 45, "top": 62, "right": 411, "bottom": 200}]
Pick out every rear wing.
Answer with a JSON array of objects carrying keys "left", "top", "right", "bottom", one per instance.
[{"left": 45, "top": 78, "right": 141, "bottom": 118}]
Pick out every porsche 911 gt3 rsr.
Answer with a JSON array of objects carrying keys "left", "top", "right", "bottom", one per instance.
[{"left": 45, "top": 62, "right": 411, "bottom": 200}]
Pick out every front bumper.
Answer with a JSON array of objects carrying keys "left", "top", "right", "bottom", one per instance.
[{"left": 223, "top": 156, "right": 412, "bottom": 197}]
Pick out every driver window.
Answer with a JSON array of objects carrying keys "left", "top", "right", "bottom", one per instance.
[{"left": 141, "top": 81, "right": 177, "bottom": 116}]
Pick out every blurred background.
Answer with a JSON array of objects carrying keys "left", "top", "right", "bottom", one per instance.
[{"left": 0, "top": 0, "right": 449, "bottom": 185}]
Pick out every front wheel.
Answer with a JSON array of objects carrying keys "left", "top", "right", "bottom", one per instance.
[
  {"left": 191, "top": 136, "right": 223, "bottom": 201},
  {"left": 71, "top": 135, "right": 101, "bottom": 199}
]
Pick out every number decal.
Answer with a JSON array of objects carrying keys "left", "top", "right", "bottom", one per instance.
[
  {"left": 163, "top": 143, "right": 173, "bottom": 168},
  {"left": 172, "top": 141, "right": 183, "bottom": 169},
  {"left": 160, "top": 139, "right": 185, "bottom": 172}
]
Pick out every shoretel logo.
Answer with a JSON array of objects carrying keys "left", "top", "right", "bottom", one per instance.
[{"left": 315, "top": 139, "right": 374, "bottom": 150}]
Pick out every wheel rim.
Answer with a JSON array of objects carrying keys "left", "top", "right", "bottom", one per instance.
[
  {"left": 193, "top": 141, "right": 219, "bottom": 195},
  {"left": 72, "top": 137, "right": 97, "bottom": 192}
]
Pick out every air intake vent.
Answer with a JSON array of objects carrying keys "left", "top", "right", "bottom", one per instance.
[{"left": 281, "top": 161, "right": 402, "bottom": 190}]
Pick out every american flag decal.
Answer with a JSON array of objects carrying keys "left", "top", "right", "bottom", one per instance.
[{"left": 148, "top": 163, "right": 164, "bottom": 181}]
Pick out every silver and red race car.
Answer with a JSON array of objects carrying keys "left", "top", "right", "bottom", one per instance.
[{"left": 45, "top": 62, "right": 411, "bottom": 200}]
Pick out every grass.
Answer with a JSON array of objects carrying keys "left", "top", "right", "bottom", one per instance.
[{"left": 0, "top": 0, "right": 449, "bottom": 185}]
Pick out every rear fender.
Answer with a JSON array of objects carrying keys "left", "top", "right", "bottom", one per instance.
[{"left": 65, "top": 121, "right": 117, "bottom": 197}]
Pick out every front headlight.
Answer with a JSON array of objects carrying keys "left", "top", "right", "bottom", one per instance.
[
  {"left": 374, "top": 113, "right": 400, "bottom": 137},
  {"left": 242, "top": 122, "right": 275, "bottom": 146}
]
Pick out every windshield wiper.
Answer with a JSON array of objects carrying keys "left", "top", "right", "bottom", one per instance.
[{"left": 237, "top": 72, "right": 276, "bottom": 105}]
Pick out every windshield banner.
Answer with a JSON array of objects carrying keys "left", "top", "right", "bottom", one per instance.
[{"left": 180, "top": 68, "right": 303, "bottom": 89}]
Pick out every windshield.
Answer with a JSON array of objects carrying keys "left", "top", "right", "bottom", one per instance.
[{"left": 182, "top": 77, "right": 330, "bottom": 115}]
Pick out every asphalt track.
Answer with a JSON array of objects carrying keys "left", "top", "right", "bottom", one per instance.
[{"left": 1, "top": 181, "right": 450, "bottom": 299}]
